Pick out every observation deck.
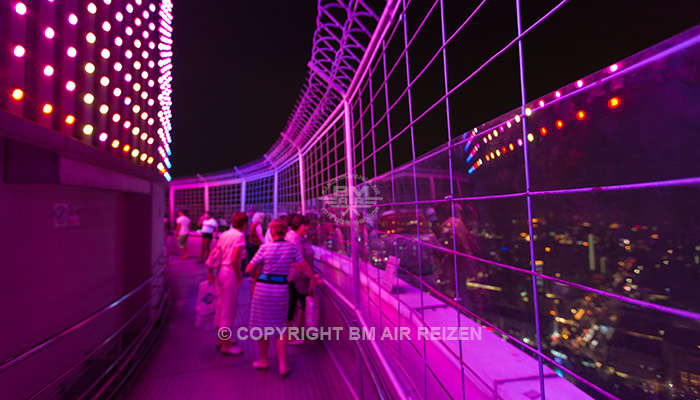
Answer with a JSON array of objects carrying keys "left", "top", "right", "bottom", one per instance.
[{"left": 2, "top": 0, "right": 700, "bottom": 399}]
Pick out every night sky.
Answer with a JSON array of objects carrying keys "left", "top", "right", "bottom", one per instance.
[{"left": 169, "top": 0, "right": 700, "bottom": 178}]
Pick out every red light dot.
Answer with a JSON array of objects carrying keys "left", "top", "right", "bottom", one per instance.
[
  {"left": 111, "top": 139, "right": 120, "bottom": 148},
  {"left": 123, "top": 144, "right": 131, "bottom": 152},
  {"left": 576, "top": 110, "right": 586, "bottom": 120},
  {"left": 65, "top": 115, "right": 75, "bottom": 125},
  {"left": 501, "top": 146, "right": 507, "bottom": 154},
  {"left": 11, "top": 88, "right": 24, "bottom": 100},
  {"left": 555, "top": 120, "right": 564, "bottom": 129},
  {"left": 42, "top": 103, "right": 53, "bottom": 114},
  {"left": 540, "top": 127, "right": 547, "bottom": 136},
  {"left": 608, "top": 97, "right": 621, "bottom": 108}
]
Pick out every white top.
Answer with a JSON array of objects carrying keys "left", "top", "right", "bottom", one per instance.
[
  {"left": 201, "top": 217, "right": 219, "bottom": 234},
  {"left": 176, "top": 215, "right": 191, "bottom": 235},
  {"left": 217, "top": 228, "right": 245, "bottom": 269}
]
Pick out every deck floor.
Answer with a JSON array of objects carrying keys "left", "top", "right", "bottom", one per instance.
[{"left": 117, "top": 250, "right": 353, "bottom": 400}]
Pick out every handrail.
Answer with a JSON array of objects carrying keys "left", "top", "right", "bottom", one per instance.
[{"left": 0, "top": 258, "right": 167, "bottom": 374}]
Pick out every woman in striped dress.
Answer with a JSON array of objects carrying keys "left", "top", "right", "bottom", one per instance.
[{"left": 245, "top": 218, "right": 318, "bottom": 376}]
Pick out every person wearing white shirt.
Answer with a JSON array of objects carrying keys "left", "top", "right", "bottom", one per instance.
[
  {"left": 198, "top": 211, "right": 219, "bottom": 263},
  {"left": 175, "top": 210, "right": 191, "bottom": 260}
]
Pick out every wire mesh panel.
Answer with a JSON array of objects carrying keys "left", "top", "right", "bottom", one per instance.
[
  {"left": 208, "top": 183, "right": 242, "bottom": 225},
  {"left": 278, "top": 160, "right": 301, "bottom": 215},
  {"left": 173, "top": 188, "right": 204, "bottom": 231},
  {"left": 245, "top": 175, "right": 274, "bottom": 214}
]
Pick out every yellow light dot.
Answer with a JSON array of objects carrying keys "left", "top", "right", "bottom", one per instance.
[
  {"left": 83, "top": 124, "right": 94, "bottom": 135},
  {"left": 99, "top": 104, "right": 109, "bottom": 114},
  {"left": 83, "top": 93, "right": 95, "bottom": 104},
  {"left": 11, "top": 88, "right": 24, "bottom": 100}
]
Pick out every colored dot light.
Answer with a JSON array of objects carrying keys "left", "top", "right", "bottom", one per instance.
[
  {"left": 84, "top": 93, "right": 95, "bottom": 104},
  {"left": 99, "top": 132, "right": 108, "bottom": 142},
  {"left": 142, "top": 10, "right": 149, "bottom": 19},
  {"left": 540, "top": 127, "right": 547, "bottom": 136},
  {"left": 65, "top": 115, "right": 75, "bottom": 125},
  {"left": 134, "top": 39, "right": 142, "bottom": 48},
  {"left": 508, "top": 143, "right": 514, "bottom": 151},
  {"left": 126, "top": 4, "right": 134, "bottom": 13},
  {"left": 142, "top": 30, "right": 149, "bottom": 39},
  {"left": 123, "top": 144, "right": 130, "bottom": 152},
  {"left": 149, "top": 4, "right": 155, "bottom": 12},
  {"left": 43, "top": 65, "right": 54, "bottom": 76},
  {"left": 538, "top": 100, "right": 545, "bottom": 107},
  {"left": 555, "top": 120, "right": 564, "bottom": 129},
  {"left": 134, "top": 18, "right": 142, "bottom": 27},
  {"left": 84, "top": 62, "right": 95, "bottom": 73},
  {"left": 140, "top": 91, "right": 148, "bottom": 99},
  {"left": 123, "top": 120, "right": 131, "bottom": 128},
  {"left": 42, "top": 103, "right": 53, "bottom": 114},
  {"left": 83, "top": 124, "right": 94, "bottom": 135},
  {"left": 576, "top": 110, "right": 586, "bottom": 120},
  {"left": 140, "top": 153, "right": 148, "bottom": 161},
  {"left": 141, "top": 71, "right": 149, "bottom": 79},
  {"left": 148, "top": 41, "right": 155, "bottom": 50},
  {"left": 608, "top": 97, "right": 621, "bottom": 108},
  {"left": 115, "top": 11, "right": 123, "bottom": 22},
  {"left": 113, "top": 87, "right": 122, "bottom": 96},
  {"left": 147, "top": 116, "right": 154, "bottom": 124},
  {"left": 114, "top": 62, "right": 122, "bottom": 71},
  {"left": 115, "top": 37, "right": 123, "bottom": 46},
  {"left": 525, "top": 107, "right": 532, "bottom": 117},
  {"left": 67, "top": 46, "right": 77, "bottom": 57},
  {"left": 124, "top": 73, "right": 132, "bottom": 82},
  {"left": 555, "top": 91, "right": 561, "bottom": 98},
  {"left": 99, "top": 104, "right": 109, "bottom": 114},
  {"left": 133, "top": 82, "right": 141, "bottom": 91},
  {"left": 132, "top": 127, "right": 140, "bottom": 135},
  {"left": 140, "top": 132, "right": 148, "bottom": 140},
  {"left": 44, "top": 27, "right": 55, "bottom": 39},
  {"left": 102, "top": 21, "right": 111, "bottom": 32},
  {"left": 149, "top": 22, "right": 156, "bottom": 30},
  {"left": 15, "top": 2, "right": 27, "bottom": 15},
  {"left": 124, "top": 97, "right": 131, "bottom": 105},
  {"left": 527, "top": 133, "right": 534, "bottom": 142},
  {"left": 609, "top": 63, "right": 619, "bottom": 73},
  {"left": 576, "top": 80, "right": 584, "bottom": 88},
  {"left": 87, "top": 3, "right": 97, "bottom": 14},
  {"left": 68, "top": 13, "right": 78, "bottom": 25},
  {"left": 514, "top": 115, "right": 521, "bottom": 123},
  {"left": 100, "top": 76, "right": 110, "bottom": 86},
  {"left": 112, "top": 113, "right": 121, "bottom": 122},
  {"left": 86, "top": 32, "right": 97, "bottom": 44},
  {"left": 65, "top": 80, "right": 76, "bottom": 91},
  {"left": 101, "top": 48, "right": 110, "bottom": 59},
  {"left": 13, "top": 45, "right": 25, "bottom": 57},
  {"left": 125, "top": 27, "right": 133, "bottom": 36},
  {"left": 134, "top": 61, "right": 141, "bottom": 70},
  {"left": 125, "top": 50, "right": 133, "bottom": 59},
  {"left": 140, "top": 112, "right": 148, "bottom": 120},
  {"left": 111, "top": 139, "right": 120, "bottom": 148},
  {"left": 147, "top": 137, "right": 154, "bottom": 144}
]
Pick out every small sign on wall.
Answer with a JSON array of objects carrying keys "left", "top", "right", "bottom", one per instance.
[{"left": 53, "top": 203, "right": 81, "bottom": 228}]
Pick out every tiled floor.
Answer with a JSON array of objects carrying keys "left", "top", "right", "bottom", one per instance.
[{"left": 116, "top": 254, "right": 354, "bottom": 400}]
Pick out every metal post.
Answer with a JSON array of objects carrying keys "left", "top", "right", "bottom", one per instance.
[
  {"left": 240, "top": 179, "right": 246, "bottom": 212},
  {"left": 203, "top": 183, "right": 209, "bottom": 213},
  {"left": 298, "top": 152, "right": 306, "bottom": 214},
  {"left": 273, "top": 169, "right": 279, "bottom": 218},
  {"left": 168, "top": 186, "right": 175, "bottom": 232},
  {"left": 342, "top": 100, "right": 359, "bottom": 308}
]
